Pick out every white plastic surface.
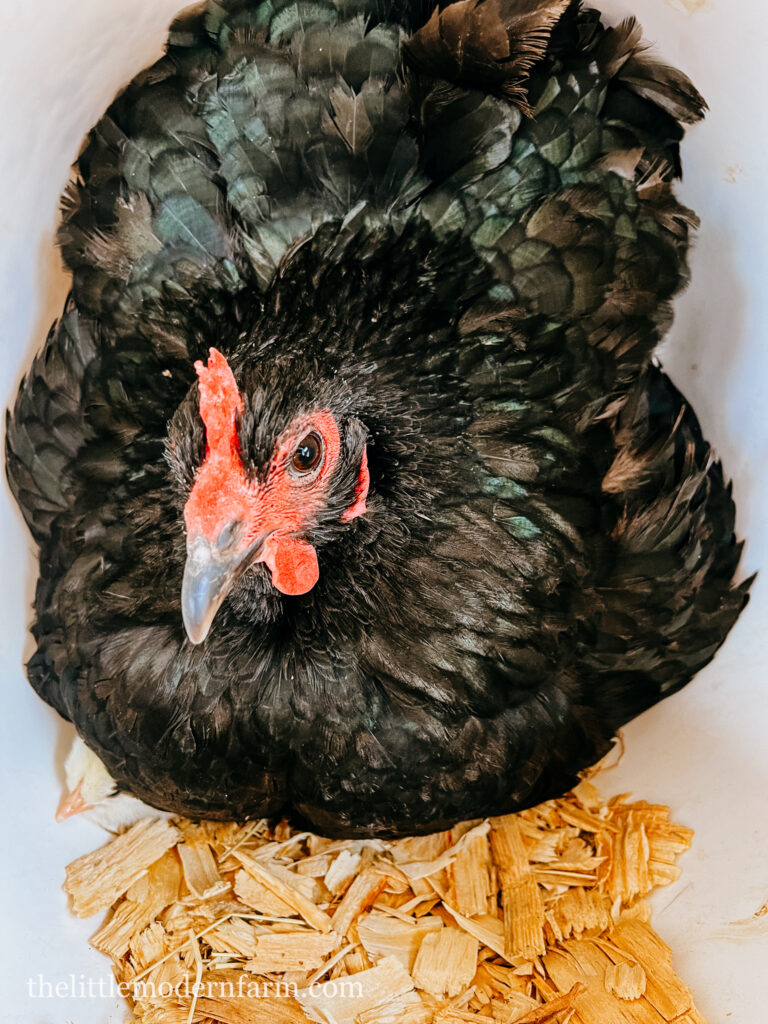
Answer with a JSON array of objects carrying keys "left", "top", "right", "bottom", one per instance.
[{"left": 1, "top": 1, "right": 766, "bottom": 1020}]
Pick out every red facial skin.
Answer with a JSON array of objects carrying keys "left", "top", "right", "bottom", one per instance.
[{"left": 183, "top": 349, "right": 368, "bottom": 596}]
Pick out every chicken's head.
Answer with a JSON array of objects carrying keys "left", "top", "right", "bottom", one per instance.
[
  {"left": 175, "top": 347, "right": 369, "bottom": 644},
  {"left": 164, "top": 221, "right": 479, "bottom": 646}
]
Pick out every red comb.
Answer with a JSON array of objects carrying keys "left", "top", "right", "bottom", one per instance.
[{"left": 195, "top": 348, "right": 243, "bottom": 457}]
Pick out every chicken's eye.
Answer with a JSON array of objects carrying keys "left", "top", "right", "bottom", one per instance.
[{"left": 290, "top": 432, "right": 324, "bottom": 476}]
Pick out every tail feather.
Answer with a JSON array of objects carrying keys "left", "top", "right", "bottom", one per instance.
[
  {"left": 583, "top": 364, "right": 751, "bottom": 726},
  {"left": 403, "top": 0, "right": 571, "bottom": 111},
  {"left": 595, "top": 16, "right": 706, "bottom": 181}
]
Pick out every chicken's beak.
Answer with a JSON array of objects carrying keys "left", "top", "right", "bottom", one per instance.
[
  {"left": 182, "top": 538, "right": 237, "bottom": 645},
  {"left": 181, "top": 531, "right": 269, "bottom": 645}
]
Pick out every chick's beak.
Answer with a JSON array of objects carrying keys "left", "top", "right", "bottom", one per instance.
[
  {"left": 182, "top": 530, "right": 269, "bottom": 645},
  {"left": 56, "top": 783, "right": 92, "bottom": 822}
]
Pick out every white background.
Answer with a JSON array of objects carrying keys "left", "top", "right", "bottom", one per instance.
[{"left": 0, "top": 1, "right": 766, "bottom": 1021}]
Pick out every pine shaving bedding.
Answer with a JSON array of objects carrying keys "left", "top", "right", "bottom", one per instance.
[{"left": 63, "top": 781, "right": 706, "bottom": 1024}]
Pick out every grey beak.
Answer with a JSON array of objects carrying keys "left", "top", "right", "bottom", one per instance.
[
  {"left": 181, "top": 537, "right": 238, "bottom": 645},
  {"left": 181, "top": 530, "right": 272, "bottom": 644}
]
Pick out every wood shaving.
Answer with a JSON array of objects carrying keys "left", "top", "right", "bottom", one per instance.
[
  {"left": 358, "top": 912, "right": 443, "bottom": 970},
  {"left": 411, "top": 927, "right": 478, "bottom": 997},
  {"left": 63, "top": 784, "right": 708, "bottom": 1023},
  {"left": 64, "top": 818, "right": 179, "bottom": 917},
  {"left": 604, "top": 960, "right": 647, "bottom": 1000}
]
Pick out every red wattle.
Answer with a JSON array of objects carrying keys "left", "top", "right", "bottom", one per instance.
[{"left": 261, "top": 535, "right": 319, "bottom": 596}]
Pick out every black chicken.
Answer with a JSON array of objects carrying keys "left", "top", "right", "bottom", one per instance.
[{"left": 6, "top": 0, "right": 749, "bottom": 837}]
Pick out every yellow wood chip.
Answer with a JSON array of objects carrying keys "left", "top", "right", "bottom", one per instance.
[
  {"left": 488, "top": 992, "right": 540, "bottom": 1022},
  {"left": 490, "top": 816, "right": 531, "bottom": 887},
  {"left": 177, "top": 838, "right": 228, "bottom": 898},
  {"left": 358, "top": 993, "right": 432, "bottom": 1024},
  {"left": 64, "top": 818, "right": 180, "bottom": 917},
  {"left": 605, "top": 961, "right": 647, "bottom": 1000},
  {"left": 208, "top": 918, "right": 261, "bottom": 958},
  {"left": 502, "top": 878, "right": 546, "bottom": 960},
  {"left": 546, "top": 888, "right": 612, "bottom": 942},
  {"left": 557, "top": 802, "right": 614, "bottom": 835},
  {"left": 535, "top": 867, "right": 598, "bottom": 887},
  {"left": 234, "top": 850, "right": 332, "bottom": 933},
  {"left": 197, "top": 991, "right": 309, "bottom": 1023},
  {"left": 246, "top": 932, "right": 339, "bottom": 973},
  {"left": 443, "top": 905, "right": 509, "bottom": 961},
  {"left": 129, "top": 920, "right": 167, "bottom": 970},
  {"left": 390, "top": 832, "right": 448, "bottom": 865},
  {"left": 608, "top": 919, "right": 693, "bottom": 1019},
  {"left": 543, "top": 945, "right": 638, "bottom": 1024},
  {"left": 411, "top": 926, "right": 478, "bottom": 997},
  {"left": 398, "top": 824, "right": 490, "bottom": 884},
  {"left": 324, "top": 848, "right": 363, "bottom": 896},
  {"left": 331, "top": 867, "right": 389, "bottom": 936},
  {"left": 495, "top": 985, "right": 586, "bottom": 1023},
  {"left": 450, "top": 831, "right": 493, "bottom": 917},
  {"left": 358, "top": 911, "right": 443, "bottom": 970},
  {"left": 263, "top": 859, "right": 319, "bottom": 902},
  {"left": 297, "top": 953, "right": 415, "bottom": 1024},
  {"left": 91, "top": 850, "right": 180, "bottom": 957},
  {"left": 233, "top": 867, "right": 296, "bottom": 917}
]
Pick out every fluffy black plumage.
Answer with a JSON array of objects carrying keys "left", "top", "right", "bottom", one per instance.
[{"left": 6, "top": 0, "right": 749, "bottom": 836}]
